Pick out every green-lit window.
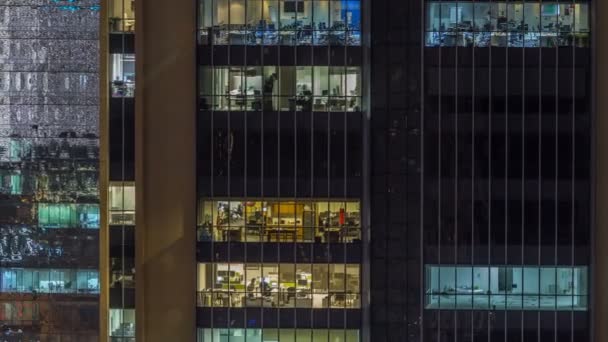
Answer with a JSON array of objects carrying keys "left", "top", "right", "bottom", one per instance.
[
  {"left": 197, "top": 328, "right": 359, "bottom": 342},
  {"left": 425, "top": 265, "right": 588, "bottom": 311},
  {"left": 38, "top": 204, "right": 99, "bottom": 229}
]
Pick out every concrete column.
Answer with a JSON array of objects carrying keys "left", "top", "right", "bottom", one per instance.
[
  {"left": 134, "top": 0, "right": 196, "bottom": 341},
  {"left": 595, "top": 0, "right": 608, "bottom": 341}
]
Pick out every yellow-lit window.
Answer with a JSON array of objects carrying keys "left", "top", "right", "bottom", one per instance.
[{"left": 109, "top": 182, "right": 135, "bottom": 225}]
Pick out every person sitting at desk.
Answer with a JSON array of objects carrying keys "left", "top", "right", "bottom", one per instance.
[
  {"left": 247, "top": 278, "right": 257, "bottom": 298},
  {"left": 260, "top": 279, "right": 271, "bottom": 297}
]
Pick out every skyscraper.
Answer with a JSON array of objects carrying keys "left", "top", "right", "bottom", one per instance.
[
  {"left": 105, "top": 0, "right": 602, "bottom": 341},
  {"left": 0, "top": 0, "right": 100, "bottom": 340},
  {"left": 196, "top": 0, "right": 363, "bottom": 340}
]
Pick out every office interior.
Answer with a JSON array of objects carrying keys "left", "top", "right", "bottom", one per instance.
[
  {"left": 425, "top": 265, "right": 588, "bottom": 310},
  {"left": 197, "top": 200, "right": 361, "bottom": 243},
  {"left": 199, "top": 66, "right": 361, "bottom": 111},
  {"left": 0, "top": 268, "right": 99, "bottom": 294},
  {"left": 109, "top": 182, "right": 135, "bottom": 225},
  {"left": 198, "top": 0, "right": 360, "bottom": 45},
  {"left": 37, "top": 203, "right": 100, "bottom": 229},
  {"left": 425, "top": 2, "right": 590, "bottom": 47},
  {"left": 109, "top": 0, "right": 135, "bottom": 32},
  {"left": 111, "top": 54, "right": 135, "bottom": 98},
  {"left": 197, "top": 262, "right": 360, "bottom": 308},
  {"left": 109, "top": 309, "right": 135, "bottom": 341},
  {"left": 197, "top": 329, "right": 359, "bottom": 342}
]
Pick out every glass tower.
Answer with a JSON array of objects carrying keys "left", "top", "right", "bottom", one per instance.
[
  {"left": 196, "top": 0, "right": 365, "bottom": 341},
  {"left": 0, "top": 0, "right": 100, "bottom": 340},
  {"left": 370, "top": 0, "right": 592, "bottom": 341}
]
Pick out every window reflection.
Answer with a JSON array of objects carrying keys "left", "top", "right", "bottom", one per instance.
[
  {"left": 111, "top": 54, "right": 135, "bottom": 98},
  {"left": 198, "top": 0, "right": 361, "bottom": 45},
  {"left": 197, "top": 200, "right": 361, "bottom": 243},
  {"left": 199, "top": 66, "right": 362, "bottom": 112},
  {"left": 425, "top": 265, "right": 588, "bottom": 310},
  {"left": 425, "top": 2, "right": 590, "bottom": 47},
  {"left": 197, "top": 263, "right": 360, "bottom": 308}
]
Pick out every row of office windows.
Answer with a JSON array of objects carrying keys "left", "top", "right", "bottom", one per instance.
[
  {"left": 198, "top": 0, "right": 360, "bottom": 46},
  {"left": 0, "top": 268, "right": 99, "bottom": 294},
  {"left": 425, "top": 265, "right": 588, "bottom": 310},
  {"left": 199, "top": 66, "right": 361, "bottom": 112},
  {"left": 425, "top": 2, "right": 590, "bottom": 47},
  {"left": 197, "top": 329, "right": 359, "bottom": 342},
  {"left": 198, "top": 263, "right": 360, "bottom": 308},
  {"left": 198, "top": 200, "right": 360, "bottom": 243},
  {"left": 109, "top": 182, "right": 135, "bottom": 225},
  {"left": 38, "top": 203, "right": 99, "bottom": 229}
]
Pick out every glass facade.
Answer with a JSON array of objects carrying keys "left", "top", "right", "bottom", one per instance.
[
  {"left": 198, "top": 0, "right": 364, "bottom": 337},
  {"left": 0, "top": 0, "right": 100, "bottom": 340},
  {"left": 425, "top": 265, "right": 587, "bottom": 310},
  {"left": 425, "top": 2, "right": 590, "bottom": 47},
  {"left": 198, "top": 0, "right": 361, "bottom": 45}
]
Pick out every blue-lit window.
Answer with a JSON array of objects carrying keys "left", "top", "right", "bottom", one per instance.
[
  {"left": 425, "top": 2, "right": 590, "bottom": 47},
  {"left": 38, "top": 203, "right": 100, "bottom": 229},
  {"left": 198, "top": 0, "right": 361, "bottom": 46},
  {"left": 110, "top": 54, "right": 135, "bottom": 98},
  {"left": 425, "top": 265, "right": 588, "bottom": 310}
]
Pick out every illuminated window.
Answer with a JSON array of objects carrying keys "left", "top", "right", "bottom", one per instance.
[
  {"left": 197, "top": 262, "right": 360, "bottom": 308},
  {"left": 109, "top": 309, "right": 135, "bottom": 341},
  {"left": 425, "top": 265, "right": 588, "bottom": 310},
  {"left": 0, "top": 172, "right": 22, "bottom": 195},
  {"left": 109, "top": 182, "right": 136, "bottom": 225},
  {"left": 197, "top": 328, "right": 359, "bottom": 342},
  {"left": 198, "top": 0, "right": 361, "bottom": 46},
  {"left": 109, "top": 0, "right": 135, "bottom": 32},
  {"left": 38, "top": 204, "right": 100, "bottom": 229},
  {"left": 0, "top": 268, "right": 98, "bottom": 294},
  {"left": 110, "top": 54, "right": 135, "bottom": 98},
  {"left": 198, "top": 199, "right": 360, "bottom": 243},
  {"left": 425, "top": 2, "right": 590, "bottom": 47}
]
